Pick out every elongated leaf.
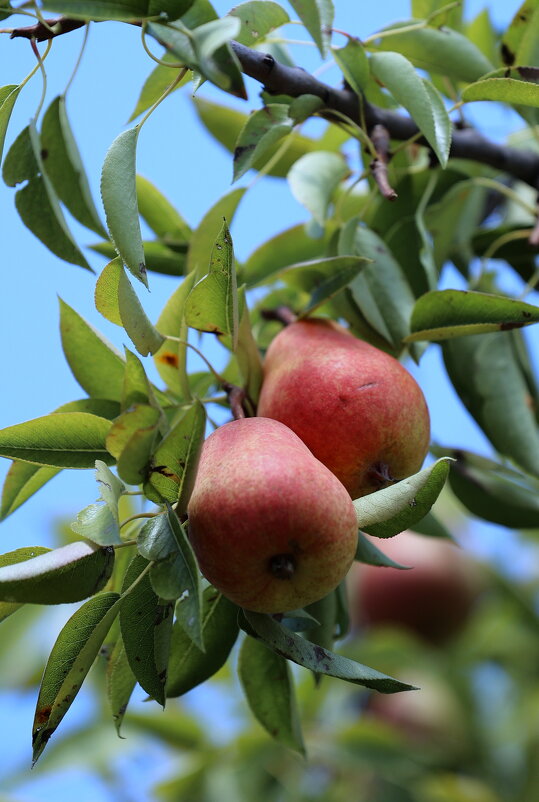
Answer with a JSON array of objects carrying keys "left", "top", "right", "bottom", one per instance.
[
  {"left": 101, "top": 127, "right": 147, "bottom": 287},
  {"left": 71, "top": 462, "right": 125, "bottom": 546},
  {"left": 502, "top": 0, "right": 539, "bottom": 66},
  {"left": 434, "top": 446, "right": 539, "bottom": 529},
  {"left": 60, "top": 299, "right": 125, "bottom": 400},
  {"left": 144, "top": 401, "right": 205, "bottom": 508},
  {"left": 0, "top": 541, "right": 114, "bottom": 604},
  {"left": 370, "top": 52, "right": 450, "bottom": 166},
  {"left": 1, "top": 462, "right": 59, "bottom": 521},
  {"left": 289, "top": 0, "right": 333, "bottom": 57},
  {"left": 288, "top": 151, "right": 349, "bottom": 225},
  {"left": 0, "top": 547, "right": 50, "bottom": 621},
  {"left": 41, "top": 96, "right": 107, "bottom": 237},
  {"left": 298, "top": 259, "right": 368, "bottom": 316},
  {"left": 353, "top": 459, "right": 452, "bottom": 538},
  {"left": 166, "top": 585, "right": 239, "bottom": 697},
  {"left": 0, "top": 84, "right": 21, "bottom": 163},
  {"left": 136, "top": 174, "right": 191, "bottom": 243},
  {"left": 355, "top": 531, "right": 409, "bottom": 568},
  {"left": 129, "top": 57, "right": 191, "bottom": 122},
  {"left": 191, "top": 17, "right": 246, "bottom": 97},
  {"left": 244, "top": 611, "right": 416, "bottom": 693},
  {"left": 339, "top": 221, "right": 415, "bottom": 348},
  {"left": 91, "top": 239, "right": 186, "bottom": 276},
  {"left": 120, "top": 554, "right": 172, "bottom": 706},
  {"left": 137, "top": 514, "right": 175, "bottom": 561},
  {"left": 304, "top": 591, "right": 338, "bottom": 656},
  {"left": 229, "top": 1, "right": 289, "bottom": 46},
  {"left": 187, "top": 187, "right": 245, "bottom": 276},
  {"left": 235, "top": 286, "right": 264, "bottom": 403},
  {"left": 372, "top": 22, "right": 493, "bottom": 82},
  {"left": 0, "top": 412, "right": 114, "bottom": 468},
  {"left": 333, "top": 38, "right": 369, "bottom": 95},
  {"left": 32, "top": 591, "right": 121, "bottom": 763},
  {"left": 242, "top": 222, "right": 331, "bottom": 286},
  {"left": 154, "top": 273, "right": 197, "bottom": 399},
  {"left": 106, "top": 405, "right": 160, "bottom": 485},
  {"left": 150, "top": 508, "right": 203, "bottom": 645},
  {"left": 233, "top": 104, "right": 294, "bottom": 181},
  {"left": 193, "top": 97, "right": 319, "bottom": 178},
  {"left": 407, "top": 289, "right": 539, "bottom": 342},
  {"left": 462, "top": 77, "right": 539, "bottom": 108},
  {"left": 106, "top": 634, "right": 137, "bottom": 736},
  {"left": 443, "top": 331, "right": 539, "bottom": 476},
  {"left": 118, "top": 265, "right": 166, "bottom": 355},
  {"left": 239, "top": 635, "right": 305, "bottom": 754},
  {"left": 185, "top": 219, "right": 239, "bottom": 347}
]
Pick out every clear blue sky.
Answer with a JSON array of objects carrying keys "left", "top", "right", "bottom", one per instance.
[{"left": 0, "top": 0, "right": 536, "bottom": 797}]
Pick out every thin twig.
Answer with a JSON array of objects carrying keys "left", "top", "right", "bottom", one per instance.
[
  {"left": 260, "top": 306, "right": 298, "bottom": 326},
  {"left": 369, "top": 124, "right": 398, "bottom": 201}
]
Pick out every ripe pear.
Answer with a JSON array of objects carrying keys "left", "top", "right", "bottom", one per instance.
[
  {"left": 257, "top": 319, "right": 430, "bottom": 499},
  {"left": 350, "top": 531, "right": 481, "bottom": 645},
  {"left": 187, "top": 417, "right": 358, "bottom": 613}
]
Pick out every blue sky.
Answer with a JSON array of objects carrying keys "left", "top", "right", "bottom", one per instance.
[{"left": 0, "top": 0, "right": 537, "bottom": 796}]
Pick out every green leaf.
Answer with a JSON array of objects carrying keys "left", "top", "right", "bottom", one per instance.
[
  {"left": 0, "top": 547, "right": 50, "bottom": 621},
  {"left": 91, "top": 238, "right": 187, "bottom": 277},
  {"left": 239, "top": 635, "right": 305, "bottom": 754},
  {"left": 190, "top": 16, "right": 246, "bottom": 96},
  {"left": 241, "top": 222, "right": 331, "bottom": 286},
  {"left": 462, "top": 76, "right": 539, "bottom": 108},
  {"left": 32, "top": 591, "right": 121, "bottom": 764},
  {"left": 443, "top": 331, "right": 539, "bottom": 477},
  {"left": 71, "top": 462, "right": 126, "bottom": 546},
  {"left": 288, "top": 151, "right": 349, "bottom": 225},
  {"left": 166, "top": 585, "right": 239, "bottom": 697},
  {"left": 229, "top": 1, "right": 289, "bottom": 45},
  {"left": 407, "top": 289, "right": 539, "bottom": 342},
  {"left": 355, "top": 531, "right": 409, "bottom": 568},
  {"left": 0, "top": 84, "right": 21, "bottom": 163},
  {"left": 118, "top": 264, "right": 166, "bottom": 356},
  {"left": 149, "top": 511, "right": 203, "bottom": 651},
  {"left": 100, "top": 127, "right": 147, "bottom": 287},
  {"left": 0, "top": 541, "right": 114, "bottom": 604},
  {"left": 128, "top": 57, "right": 191, "bottom": 122},
  {"left": 60, "top": 299, "right": 125, "bottom": 401},
  {"left": 106, "top": 405, "right": 160, "bottom": 485},
  {"left": 185, "top": 219, "right": 239, "bottom": 347},
  {"left": 234, "top": 286, "right": 264, "bottom": 403},
  {"left": 501, "top": 0, "right": 538, "bottom": 67},
  {"left": 95, "top": 258, "right": 124, "bottom": 326},
  {"left": 186, "top": 187, "right": 245, "bottom": 276},
  {"left": 332, "top": 38, "right": 369, "bottom": 95},
  {"left": 41, "top": 0, "right": 177, "bottom": 20},
  {"left": 154, "top": 273, "right": 197, "bottom": 399},
  {"left": 339, "top": 221, "right": 415, "bottom": 349},
  {"left": 233, "top": 104, "right": 294, "bottom": 181},
  {"left": 144, "top": 401, "right": 205, "bottom": 509},
  {"left": 136, "top": 174, "right": 191, "bottom": 243},
  {"left": 122, "top": 347, "right": 153, "bottom": 409},
  {"left": 4, "top": 125, "right": 92, "bottom": 270},
  {"left": 106, "top": 634, "right": 137, "bottom": 736},
  {"left": 244, "top": 611, "right": 416, "bottom": 693},
  {"left": 0, "top": 412, "right": 114, "bottom": 469},
  {"left": 297, "top": 258, "right": 368, "bottom": 316},
  {"left": 304, "top": 591, "right": 338, "bottom": 655},
  {"left": 137, "top": 514, "right": 176, "bottom": 561},
  {"left": 120, "top": 554, "right": 172, "bottom": 706},
  {"left": 288, "top": 0, "right": 333, "bottom": 57},
  {"left": 369, "top": 52, "right": 451, "bottom": 166},
  {"left": 1, "top": 462, "right": 59, "bottom": 521},
  {"left": 193, "top": 97, "right": 319, "bottom": 178},
  {"left": 435, "top": 446, "right": 539, "bottom": 529},
  {"left": 353, "top": 458, "right": 452, "bottom": 538},
  {"left": 40, "top": 96, "right": 107, "bottom": 237},
  {"left": 372, "top": 22, "right": 493, "bottom": 83}
]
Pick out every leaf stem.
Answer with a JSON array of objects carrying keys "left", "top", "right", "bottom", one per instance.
[
  {"left": 137, "top": 65, "right": 188, "bottom": 131},
  {"left": 64, "top": 22, "right": 89, "bottom": 96},
  {"left": 119, "top": 512, "right": 159, "bottom": 529},
  {"left": 140, "top": 22, "right": 186, "bottom": 68}
]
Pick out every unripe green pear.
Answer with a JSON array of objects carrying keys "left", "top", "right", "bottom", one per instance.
[
  {"left": 187, "top": 417, "right": 358, "bottom": 613},
  {"left": 257, "top": 319, "right": 430, "bottom": 498}
]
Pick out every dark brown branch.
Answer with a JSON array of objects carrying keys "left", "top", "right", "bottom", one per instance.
[
  {"left": 369, "top": 124, "right": 398, "bottom": 201},
  {"left": 260, "top": 306, "right": 298, "bottom": 326},
  {"left": 6, "top": 18, "right": 539, "bottom": 191},
  {"left": 9, "top": 18, "right": 85, "bottom": 40}
]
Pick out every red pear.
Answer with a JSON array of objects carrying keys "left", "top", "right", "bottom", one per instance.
[
  {"left": 350, "top": 531, "right": 481, "bottom": 644},
  {"left": 187, "top": 417, "right": 358, "bottom": 613},
  {"left": 257, "top": 319, "right": 430, "bottom": 498}
]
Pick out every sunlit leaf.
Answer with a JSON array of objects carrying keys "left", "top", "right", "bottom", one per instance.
[
  {"left": 333, "top": 38, "right": 369, "bottom": 95},
  {"left": 106, "top": 633, "right": 136, "bottom": 736},
  {"left": 462, "top": 76, "right": 539, "bottom": 108},
  {"left": 187, "top": 187, "right": 245, "bottom": 276},
  {"left": 288, "top": 0, "right": 334, "bottom": 57},
  {"left": 154, "top": 273, "right": 197, "bottom": 399},
  {"left": 288, "top": 151, "right": 349, "bottom": 225},
  {"left": 71, "top": 461, "right": 126, "bottom": 546},
  {"left": 0, "top": 84, "right": 21, "bottom": 163},
  {"left": 353, "top": 459, "right": 452, "bottom": 538},
  {"left": 106, "top": 405, "right": 160, "bottom": 485},
  {"left": 228, "top": 1, "right": 289, "bottom": 45}
]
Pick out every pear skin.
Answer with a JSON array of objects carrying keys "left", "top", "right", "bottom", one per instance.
[
  {"left": 187, "top": 417, "right": 358, "bottom": 613},
  {"left": 257, "top": 319, "right": 430, "bottom": 499}
]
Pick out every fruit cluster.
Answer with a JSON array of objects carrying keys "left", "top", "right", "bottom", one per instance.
[{"left": 187, "top": 318, "right": 431, "bottom": 614}]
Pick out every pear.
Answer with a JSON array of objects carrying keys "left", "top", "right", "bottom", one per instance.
[
  {"left": 187, "top": 417, "right": 358, "bottom": 613},
  {"left": 257, "top": 319, "right": 430, "bottom": 499}
]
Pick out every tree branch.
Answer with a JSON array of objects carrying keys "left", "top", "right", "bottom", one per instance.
[{"left": 6, "top": 18, "right": 539, "bottom": 191}]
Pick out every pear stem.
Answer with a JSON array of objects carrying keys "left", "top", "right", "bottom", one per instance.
[
  {"left": 223, "top": 382, "right": 247, "bottom": 420},
  {"left": 260, "top": 306, "right": 297, "bottom": 327}
]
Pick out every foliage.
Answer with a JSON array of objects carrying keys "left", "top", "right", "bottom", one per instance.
[{"left": 1, "top": 1, "right": 539, "bottom": 792}]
